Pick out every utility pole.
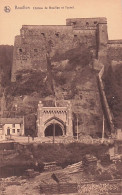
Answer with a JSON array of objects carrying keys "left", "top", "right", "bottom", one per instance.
[
  {"left": 23, "top": 116, "right": 25, "bottom": 135},
  {"left": 77, "top": 116, "right": 79, "bottom": 141},
  {"left": 82, "top": 114, "right": 84, "bottom": 132},
  {"left": 102, "top": 115, "right": 105, "bottom": 143}
]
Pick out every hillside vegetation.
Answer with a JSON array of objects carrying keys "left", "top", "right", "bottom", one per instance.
[
  {"left": 6, "top": 69, "right": 53, "bottom": 97},
  {"left": 0, "top": 44, "right": 101, "bottom": 137},
  {"left": 0, "top": 45, "right": 102, "bottom": 136},
  {"left": 1, "top": 44, "right": 121, "bottom": 135},
  {"left": 0, "top": 45, "right": 13, "bottom": 88}
]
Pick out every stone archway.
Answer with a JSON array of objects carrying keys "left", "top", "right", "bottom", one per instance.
[
  {"left": 37, "top": 101, "right": 73, "bottom": 137},
  {"left": 45, "top": 123, "right": 63, "bottom": 136},
  {"left": 44, "top": 117, "right": 65, "bottom": 136}
]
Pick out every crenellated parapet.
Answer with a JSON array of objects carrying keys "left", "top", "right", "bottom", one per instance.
[{"left": 66, "top": 17, "right": 107, "bottom": 27}]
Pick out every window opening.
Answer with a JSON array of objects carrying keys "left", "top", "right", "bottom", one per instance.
[
  {"left": 41, "top": 33, "right": 45, "bottom": 37},
  {"left": 19, "top": 49, "right": 22, "bottom": 52},
  {"left": 72, "top": 22, "right": 76, "bottom": 25},
  {"left": 55, "top": 33, "right": 59, "bottom": 37},
  {"left": 34, "top": 49, "right": 38, "bottom": 52}
]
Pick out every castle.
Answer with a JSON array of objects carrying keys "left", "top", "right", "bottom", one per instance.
[
  {"left": 11, "top": 17, "right": 108, "bottom": 81},
  {"left": 11, "top": 17, "right": 122, "bottom": 81},
  {"left": 10, "top": 18, "right": 122, "bottom": 138}
]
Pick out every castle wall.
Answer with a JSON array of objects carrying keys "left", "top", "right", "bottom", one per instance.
[
  {"left": 66, "top": 17, "right": 107, "bottom": 27},
  {"left": 107, "top": 40, "right": 122, "bottom": 62},
  {"left": 11, "top": 18, "right": 108, "bottom": 82},
  {"left": 66, "top": 17, "right": 109, "bottom": 64}
]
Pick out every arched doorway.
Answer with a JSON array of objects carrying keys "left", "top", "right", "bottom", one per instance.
[{"left": 45, "top": 123, "right": 63, "bottom": 136}]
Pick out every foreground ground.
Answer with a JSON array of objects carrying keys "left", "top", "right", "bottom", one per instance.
[
  {"left": 0, "top": 167, "right": 122, "bottom": 195},
  {"left": 0, "top": 141, "right": 122, "bottom": 194}
]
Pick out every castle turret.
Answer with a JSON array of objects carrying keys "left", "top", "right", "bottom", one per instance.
[{"left": 97, "top": 18, "right": 108, "bottom": 63}]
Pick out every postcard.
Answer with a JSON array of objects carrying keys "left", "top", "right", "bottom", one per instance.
[{"left": 0, "top": 0, "right": 122, "bottom": 194}]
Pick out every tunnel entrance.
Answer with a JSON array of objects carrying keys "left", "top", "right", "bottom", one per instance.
[{"left": 45, "top": 124, "right": 63, "bottom": 136}]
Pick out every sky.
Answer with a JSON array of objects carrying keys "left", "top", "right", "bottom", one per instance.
[{"left": 0, "top": 0, "right": 122, "bottom": 45}]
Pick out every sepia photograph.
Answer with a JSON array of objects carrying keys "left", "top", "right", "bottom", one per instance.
[{"left": 0, "top": 0, "right": 122, "bottom": 194}]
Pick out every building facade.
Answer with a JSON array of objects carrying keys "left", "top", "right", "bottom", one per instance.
[
  {"left": 0, "top": 118, "right": 24, "bottom": 136},
  {"left": 37, "top": 101, "right": 73, "bottom": 137}
]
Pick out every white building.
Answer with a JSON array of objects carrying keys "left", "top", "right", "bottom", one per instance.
[{"left": 0, "top": 118, "right": 24, "bottom": 136}]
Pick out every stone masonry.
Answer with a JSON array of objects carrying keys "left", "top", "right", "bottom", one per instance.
[
  {"left": 37, "top": 101, "right": 73, "bottom": 137},
  {"left": 11, "top": 17, "right": 109, "bottom": 81}
]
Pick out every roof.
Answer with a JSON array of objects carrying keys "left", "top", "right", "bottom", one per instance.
[{"left": 0, "top": 118, "right": 23, "bottom": 124}]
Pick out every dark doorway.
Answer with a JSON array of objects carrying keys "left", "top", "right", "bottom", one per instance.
[
  {"left": 7, "top": 128, "right": 10, "bottom": 135},
  {"left": 45, "top": 124, "right": 63, "bottom": 136}
]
